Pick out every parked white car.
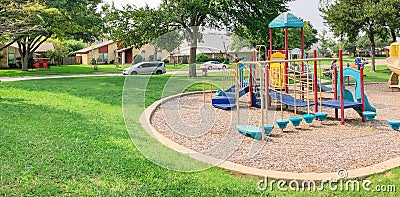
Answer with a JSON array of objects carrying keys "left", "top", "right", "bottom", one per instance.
[
  {"left": 200, "top": 61, "right": 227, "bottom": 70},
  {"left": 123, "top": 61, "right": 166, "bottom": 75}
]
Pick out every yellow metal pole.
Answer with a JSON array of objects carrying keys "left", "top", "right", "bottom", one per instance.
[
  {"left": 293, "top": 69, "right": 297, "bottom": 115},
  {"left": 210, "top": 81, "right": 212, "bottom": 104},
  {"left": 319, "top": 61, "right": 323, "bottom": 111},
  {"left": 203, "top": 82, "right": 206, "bottom": 105}
]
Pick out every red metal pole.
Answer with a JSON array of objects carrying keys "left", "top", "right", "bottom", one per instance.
[
  {"left": 284, "top": 27, "right": 289, "bottom": 93},
  {"left": 301, "top": 27, "right": 305, "bottom": 72},
  {"left": 249, "top": 60, "right": 253, "bottom": 107},
  {"left": 266, "top": 64, "right": 270, "bottom": 109},
  {"left": 301, "top": 27, "right": 305, "bottom": 100},
  {"left": 334, "top": 61, "right": 338, "bottom": 119},
  {"left": 360, "top": 66, "right": 366, "bottom": 122},
  {"left": 313, "top": 50, "right": 318, "bottom": 116},
  {"left": 339, "top": 49, "right": 345, "bottom": 125}
]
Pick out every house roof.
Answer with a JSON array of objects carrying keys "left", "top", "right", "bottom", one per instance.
[
  {"left": 268, "top": 12, "right": 304, "bottom": 28},
  {"left": 75, "top": 40, "right": 115, "bottom": 54},
  {"left": 116, "top": 46, "right": 133, "bottom": 53},
  {"left": 9, "top": 42, "right": 54, "bottom": 53},
  {"left": 173, "top": 34, "right": 253, "bottom": 55},
  {"left": 35, "top": 42, "right": 54, "bottom": 52}
]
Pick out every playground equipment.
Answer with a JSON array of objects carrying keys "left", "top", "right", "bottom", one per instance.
[
  {"left": 211, "top": 12, "right": 378, "bottom": 141},
  {"left": 386, "top": 42, "right": 400, "bottom": 91},
  {"left": 302, "top": 59, "right": 315, "bottom": 124},
  {"left": 288, "top": 63, "right": 303, "bottom": 127},
  {"left": 363, "top": 111, "right": 377, "bottom": 127},
  {"left": 314, "top": 51, "right": 328, "bottom": 122},
  {"left": 275, "top": 63, "right": 290, "bottom": 131},
  {"left": 388, "top": 120, "right": 400, "bottom": 130},
  {"left": 269, "top": 52, "right": 286, "bottom": 89},
  {"left": 235, "top": 62, "right": 274, "bottom": 141}
]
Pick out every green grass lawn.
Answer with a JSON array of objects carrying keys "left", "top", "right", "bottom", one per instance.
[
  {"left": 0, "top": 64, "right": 133, "bottom": 77},
  {"left": 309, "top": 65, "right": 392, "bottom": 84},
  {"left": 0, "top": 75, "right": 399, "bottom": 196}
]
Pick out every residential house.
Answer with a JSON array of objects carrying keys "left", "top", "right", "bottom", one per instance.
[
  {"left": 75, "top": 40, "right": 118, "bottom": 65},
  {"left": 0, "top": 42, "right": 54, "bottom": 68},
  {"left": 170, "top": 34, "right": 253, "bottom": 64},
  {"left": 117, "top": 44, "right": 170, "bottom": 64}
]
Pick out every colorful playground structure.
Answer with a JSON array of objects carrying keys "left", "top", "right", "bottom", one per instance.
[
  {"left": 386, "top": 42, "right": 400, "bottom": 130},
  {"left": 211, "top": 12, "right": 379, "bottom": 141},
  {"left": 386, "top": 42, "right": 400, "bottom": 90}
]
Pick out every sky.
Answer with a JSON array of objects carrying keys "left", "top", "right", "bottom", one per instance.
[{"left": 103, "top": 0, "right": 327, "bottom": 33}]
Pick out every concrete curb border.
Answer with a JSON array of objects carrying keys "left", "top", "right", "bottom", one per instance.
[{"left": 140, "top": 91, "right": 400, "bottom": 181}]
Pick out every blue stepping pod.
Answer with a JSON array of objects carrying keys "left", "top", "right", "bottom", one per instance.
[
  {"left": 276, "top": 119, "right": 289, "bottom": 129},
  {"left": 302, "top": 114, "right": 315, "bottom": 124},
  {"left": 315, "top": 112, "right": 328, "bottom": 121},
  {"left": 388, "top": 120, "right": 400, "bottom": 130},
  {"left": 263, "top": 124, "right": 274, "bottom": 135},
  {"left": 362, "top": 111, "right": 376, "bottom": 121},
  {"left": 289, "top": 116, "right": 302, "bottom": 127}
]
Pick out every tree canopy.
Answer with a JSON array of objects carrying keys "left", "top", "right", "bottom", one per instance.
[
  {"left": 104, "top": 0, "right": 291, "bottom": 77},
  {"left": 2, "top": 0, "right": 102, "bottom": 70},
  {"left": 321, "top": 0, "right": 400, "bottom": 72}
]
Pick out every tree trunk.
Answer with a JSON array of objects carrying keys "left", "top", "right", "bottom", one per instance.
[
  {"left": 370, "top": 41, "right": 376, "bottom": 72},
  {"left": 20, "top": 42, "right": 31, "bottom": 71},
  {"left": 367, "top": 28, "right": 376, "bottom": 72},
  {"left": 188, "top": 27, "right": 199, "bottom": 78},
  {"left": 22, "top": 54, "right": 29, "bottom": 71},
  {"left": 154, "top": 45, "right": 158, "bottom": 61},
  {"left": 390, "top": 28, "right": 397, "bottom": 43}
]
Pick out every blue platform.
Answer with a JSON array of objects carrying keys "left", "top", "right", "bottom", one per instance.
[
  {"left": 236, "top": 124, "right": 265, "bottom": 140},
  {"left": 269, "top": 92, "right": 312, "bottom": 107},
  {"left": 212, "top": 85, "right": 250, "bottom": 110},
  {"left": 321, "top": 100, "right": 362, "bottom": 109}
]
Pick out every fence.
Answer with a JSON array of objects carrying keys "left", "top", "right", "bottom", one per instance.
[{"left": 62, "top": 56, "right": 82, "bottom": 65}]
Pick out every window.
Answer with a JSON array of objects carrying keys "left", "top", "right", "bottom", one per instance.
[
  {"left": 98, "top": 45, "right": 109, "bottom": 63},
  {"left": 8, "top": 53, "right": 15, "bottom": 65},
  {"left": 157, "top": 51, "right": 162, "bottom": 61},
  {"left": 98, "top": 53, "right": 108, "bottom": 63},
  {"left": 141, "top": 50, "right": 146, "bottom": 61}
]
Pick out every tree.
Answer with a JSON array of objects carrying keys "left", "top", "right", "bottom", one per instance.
[
  {"left": 0, "top": 1, "right": 48, "bottom": 50},
  {"left": 318, "top": 30, "right": 332, "bottom": 57},
  {"left": 104, "top": 0, "right": 290, "bottom": 77},
  {"left": 46, "top": 39, "right": 87, "bottom": 64},
  {"left": 378, "top": 0, "right": 400, "bottom": 43},
  {"left": 320, "top": 0, "right": 393, "bottom": 72},
  {"left": 5, "top": 0, "right": 102, "bottom": 71}
]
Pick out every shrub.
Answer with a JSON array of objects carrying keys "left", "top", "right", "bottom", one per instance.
[
  {"left": 134, "top": 55, "right": 142, "bottom": 64},
  {"left": 196, "top": 53, "right": 209, "bottom": 62},
  {"left": 149, "top": 55, "right": 155, "bottom": 61},
  {"left": 163, "top": 59, "right": 170, "bottom": 64}
]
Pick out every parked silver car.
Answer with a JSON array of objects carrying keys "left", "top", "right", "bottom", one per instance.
[
  {"left": 123, "top": 61, "right": 166, "bottom": 75},
  {"left": 200, "top": 61, "right": 227, "bottom": 70}
]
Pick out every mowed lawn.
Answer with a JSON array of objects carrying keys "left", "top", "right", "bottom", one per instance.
[
  {"left": 0, "top": 75, "right": 399, "bottom": 196},
  {"left": 0, "top": 65, "right": 131, "bottom": 77}
]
